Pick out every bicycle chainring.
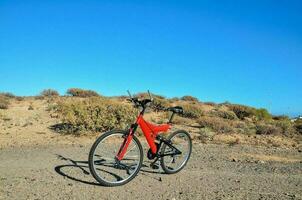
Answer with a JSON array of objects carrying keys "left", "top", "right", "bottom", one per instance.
[{"left": 147, "top": 143, "right": 160, "bottom": 160}]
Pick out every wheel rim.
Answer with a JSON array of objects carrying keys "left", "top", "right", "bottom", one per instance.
[
  {"left": 91, "top": 133, "right": 141, "bottom": 184},
  {"left": 162, "top": 132, "right": 191, "bottom": 172}
]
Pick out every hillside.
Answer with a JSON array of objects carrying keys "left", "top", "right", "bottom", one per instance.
[
  {"left": 0, "top": 90, "right": 302, "bottom": 199},
  {"left": 0, "top": 89, "right": 301, "bottom": 149}
]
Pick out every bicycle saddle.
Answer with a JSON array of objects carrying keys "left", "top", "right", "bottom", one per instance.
[{"left": 166, "top": 106, "right": 183, "bottom": 114}]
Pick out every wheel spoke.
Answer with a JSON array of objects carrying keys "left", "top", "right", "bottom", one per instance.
[
  {"left": 161, "top": 131, "right": 192, "bottom": 174},
  {"left": 89, "top": 132, "right": 142, "bottom": 186}
]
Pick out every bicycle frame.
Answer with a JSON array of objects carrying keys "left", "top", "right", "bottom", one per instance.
[{"left": 116, "top": 113, "right": 171, "bottom": 161}]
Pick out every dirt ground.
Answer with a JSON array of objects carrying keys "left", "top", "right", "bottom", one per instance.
[
  {"left": 0, "top": 142, "right": 301, "bottom": 200},
  {"left": 0, "top": 99, "right": 302, "bottom": 200}
]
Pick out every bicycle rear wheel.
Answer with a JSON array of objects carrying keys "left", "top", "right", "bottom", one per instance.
[
  {"left": 88, "top": 130, "right": 143, "bottom": 186},
  {"left": 160, "top": 130, "right": 192, "bottom": 174}
]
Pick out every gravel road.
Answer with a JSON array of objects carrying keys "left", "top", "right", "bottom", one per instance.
[{"left": 0, "top": 142, "right": 301, "bottom": 200}]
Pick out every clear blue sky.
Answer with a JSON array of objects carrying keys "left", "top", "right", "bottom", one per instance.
[{"left": 0, "top": 0, "right": 301, "bottom": 116}]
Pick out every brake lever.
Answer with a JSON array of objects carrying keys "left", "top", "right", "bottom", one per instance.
[{"left": 147, "top": 90, "right": 153, "bottom": 102}]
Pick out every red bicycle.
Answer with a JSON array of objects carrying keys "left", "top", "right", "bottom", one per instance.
[{"left": 88, "top": 91, "right": 192, "bottom": 186}]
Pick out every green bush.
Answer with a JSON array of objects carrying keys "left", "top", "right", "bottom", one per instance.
[
  {"left": 54, "top": 97, "right": 136, "bottom": 133},
  {"left": 0, "top": 95, "right": 10, "bottom": 109},
  {"left": 254, "top": 108, "right": 272, "bottom": 121},
  {"left": 197, "top": 116, "right": 233, "bottom": 133},
  {"left": 182, "top": 103, "right": 204, "bottom": 119},
  {"left": 40, "top": 89, "right": 59, "bottom": 97},
  {"left": 181, "top": 95, "right": 199, "bottom": 102},
  {"left": 67, "top": 88, "right": 100, "bottom": 97}
]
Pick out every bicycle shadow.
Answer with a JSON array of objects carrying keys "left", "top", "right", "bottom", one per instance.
[{"left": 54, "top": 154, "right": 164, "bottom": 186}]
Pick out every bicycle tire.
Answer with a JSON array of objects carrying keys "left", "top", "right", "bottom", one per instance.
[
  {"left": 160, "top": 130, "right": 192, "bottom": 174},
  {"left": 88, "top": 130, "right": 143, "bottom": 186}
]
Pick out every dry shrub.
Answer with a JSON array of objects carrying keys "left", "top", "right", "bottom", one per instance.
[
  {"left": 182, "top": 103, "right": 204, "bottom": 119},
  {"left": 151, "top": 98, "right": 171, "bottom": 112},
  {"left": 67, "top": 88, "right": 100, "bottom": 97},
  {"left": 207, "top": 109, "right": 238, "bottom": 120},
  {"left": 198, "top": 116, "right": 233, "bottom": 133},
  {"left": 15, "top": 96, "right": 24, "bottom": 101},
  {"left": 203, "top": 102, "right": 216, "bottom": 106},
  {"left": 273, "top": 119, "right": 296, "bottom": 135},
  {"left": 294, "top": 119, "right": 302, "bottom": 134},
  {"left": 170, "top": 97, "right": 180, "bottom": 101},
  {"left": 212, "top": 134, "right": 240, "bottom": 145},
  {"left": 227, "top": 104, "right": 271, "bottom": 121},
  {"left": 255, "top": 123, "right": 282, "bottom": 135},
  {"left": 227, "top": 104, "right": 255, "bottom": 120},
  {"left": 0, "top": 92, "right": 15, "bottom": 98},
  {"left": 136, "top": 92, "right": 170, "bottom": 112},
  {"left": 198, "top": 128, "right": 216, "bottom": 143},
  {"left": 54, "top": 97, "right": 136, "bottom": 133},
  {"left": 40, "top": 89, "right": 59, "bottom": 97},
  {"left": 273, "top": 115, "right": 289, "bottom": 120},
  {"left": 172, "top": 115, "right": 193, "bottom": 125},
  {"left": 181, "top": 95, "right": 199, "bottom": 102},
  {"left": 28, "top": 103, "right": 34, "bottom": 110},
  {"left": 0, "top": 95, "right": 10, "bottom": 109}
]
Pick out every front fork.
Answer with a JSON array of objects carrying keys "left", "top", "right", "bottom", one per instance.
[{"left": 115, "top": 124, "right": 138, "bottom": 161}]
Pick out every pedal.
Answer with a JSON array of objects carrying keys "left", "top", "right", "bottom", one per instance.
[
  {"left": 149, "top": 157, "right": 159, "bottom": 169},
  {"left": 150, "top": 163, "right": 159, "bottom": 169}
]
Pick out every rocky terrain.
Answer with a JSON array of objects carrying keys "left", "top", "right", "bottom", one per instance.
[
  {"left": 0, "top": 93, "right": 301, "bottom": 199},
  {"left": 0, "top": 142, "right": 301, "bottom": 200}
]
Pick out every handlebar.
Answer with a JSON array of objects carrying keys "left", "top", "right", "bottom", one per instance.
[{"left": 127, "top": 90, "right": 153, "bottom": 108}]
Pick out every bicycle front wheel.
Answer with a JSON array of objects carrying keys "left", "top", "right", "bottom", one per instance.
[
  {"left": 88, "top": 130, "right": 143, "bottom": 186},
  {"left": 160, "top": 130, "right": 192, "bottom": 174}
]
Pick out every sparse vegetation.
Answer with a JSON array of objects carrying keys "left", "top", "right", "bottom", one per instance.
[
  {"left": 227, "top": 104, "right": 272, "bottom": 121},
  {"left": 53, "top": 97, "right": 136, "bottom": 134},
  {"left": 28, "top": 103, "right": 34, "bottom": 110},
  {"left": 0, "top": 95, "right": 10, "bottom": 109},
  {"left": 182, "top": 103, "right": 204, "bottom": 119},
  {"left": 66, "top": 88, "right": 100, "bottom": 97},
  {"left": 0, "top": 89, "right": 300, "bottom": 148},
  {"left": 227, "top": 104, "right": 256, "bottom": 120},
  {"left": 294, "top": 119, "right": 302, "bottom": 134},
  {"left": 207, "top": 109, "right": 238, "bottom": 120},
  {"left": 0, "top": 92, "right": 15, "bottom": 98},
  {"left": 181, "top": 95, "right": 199, "bottom": 102},
  {"left": 255, "top": 123, "right": 282, "bottom": 135},
  {"left": 40, "top": 89, "right": 59, "bottom": 97},
  {"left": 198, "top": 116, "right": 233, "bottom": 133}
]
